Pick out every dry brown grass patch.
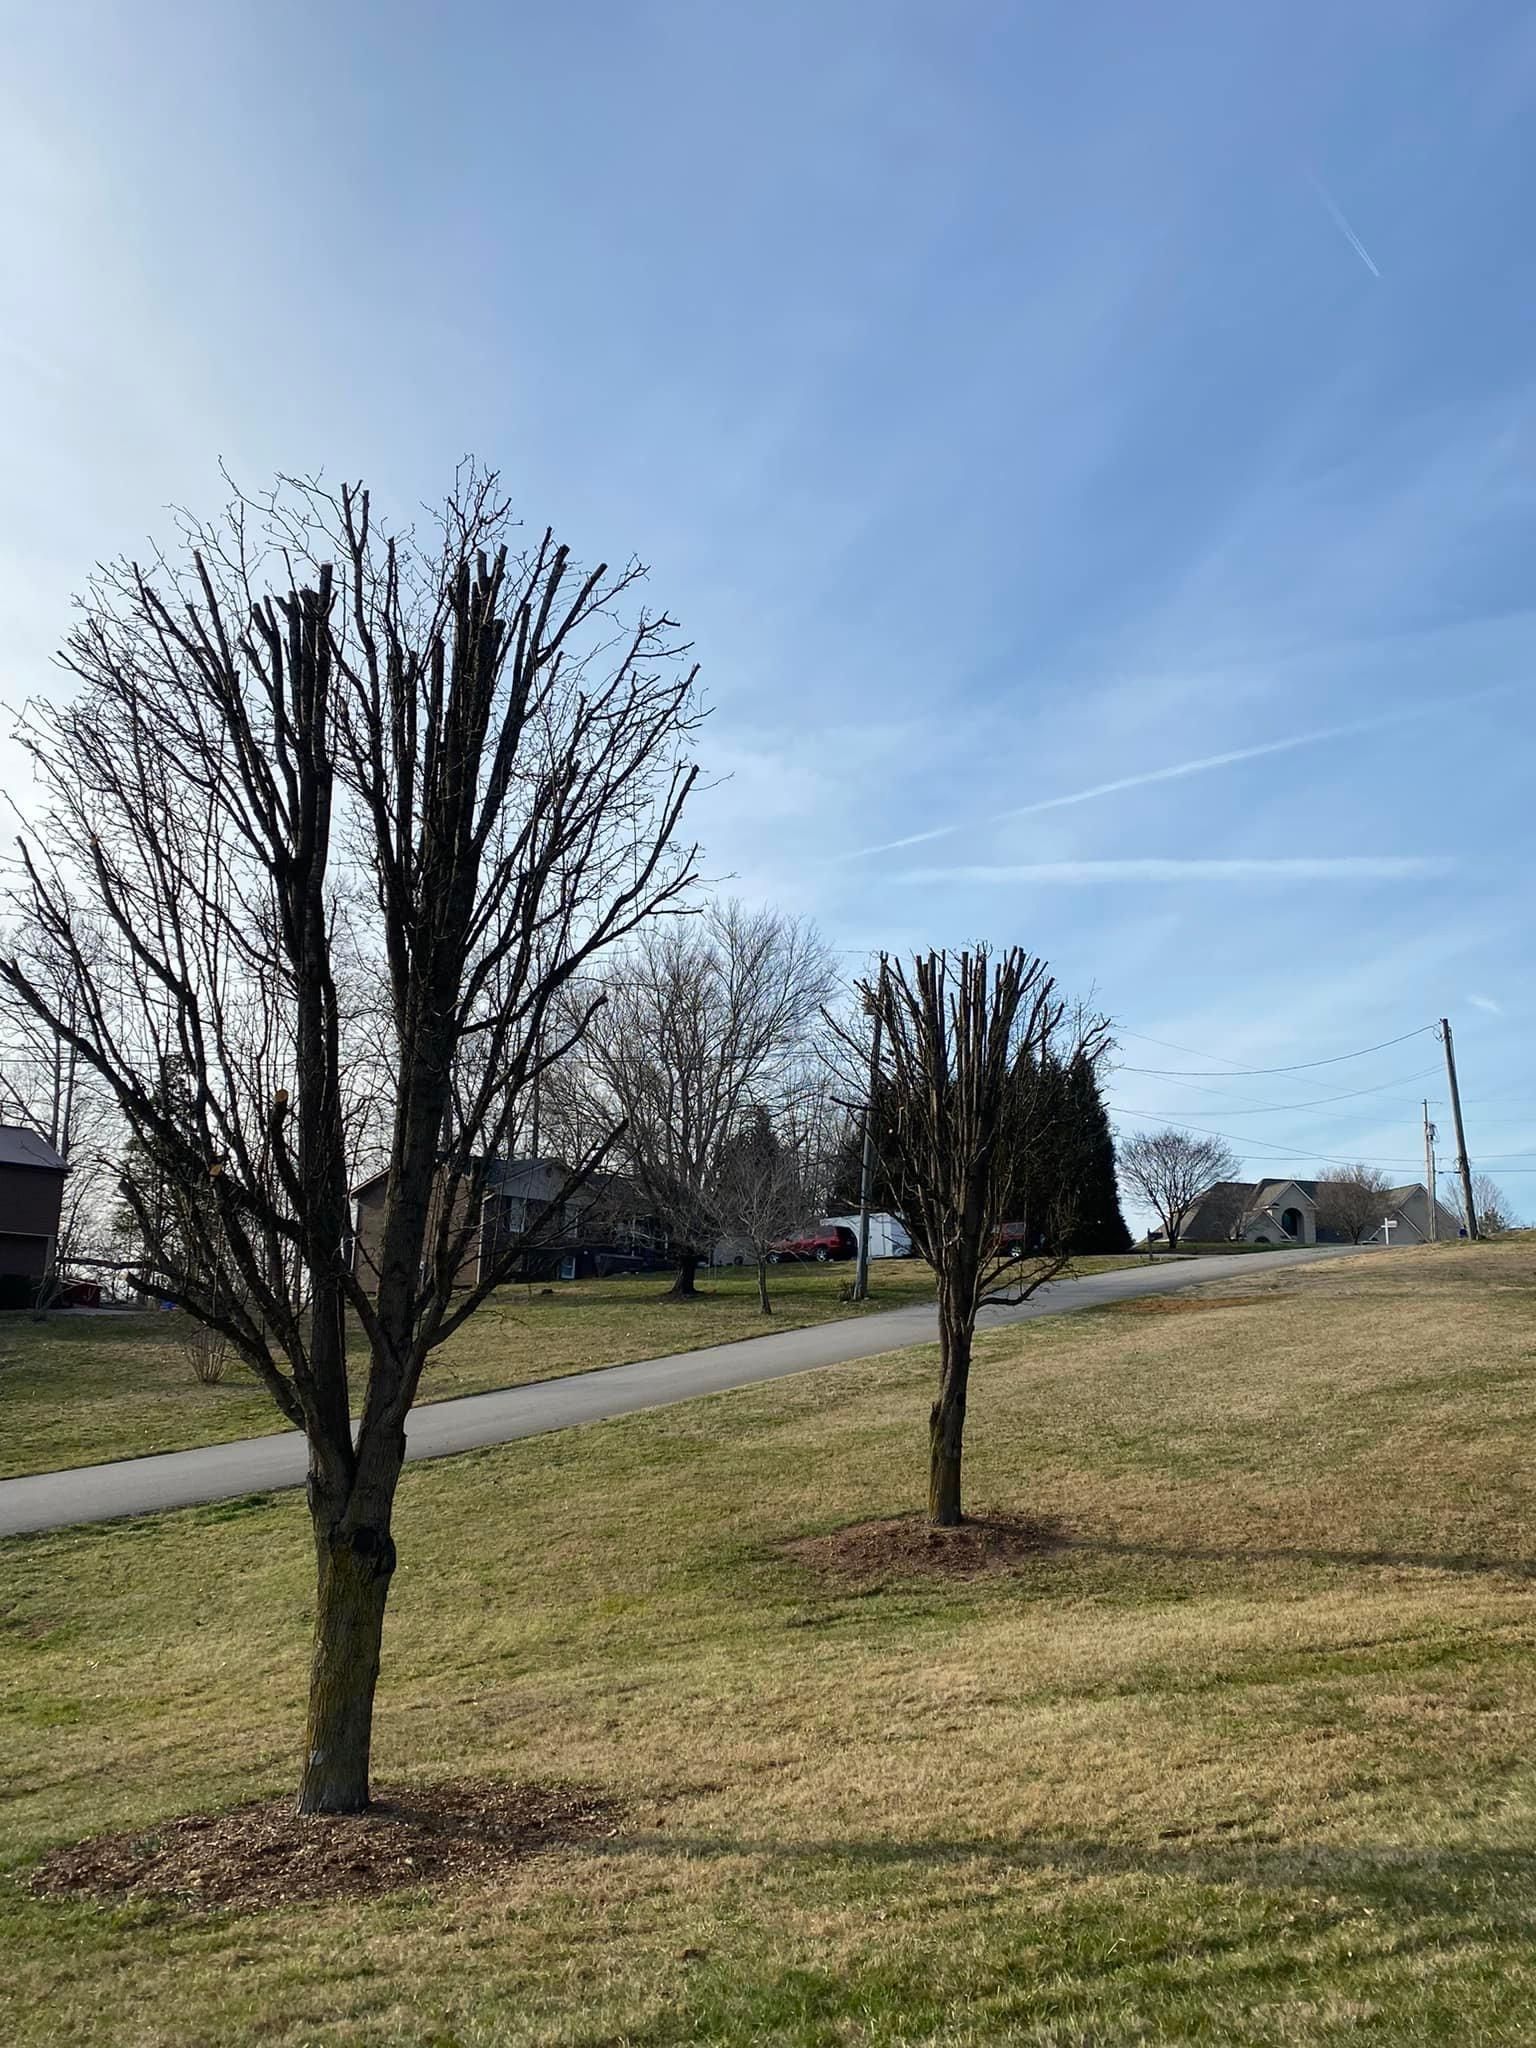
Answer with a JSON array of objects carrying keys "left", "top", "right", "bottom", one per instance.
[
  {"left": 28, "top": 1778, "right": 622, "bottom": 1909},
  {"left": 785, "top": 1509, "right": 1063, "bottom": 1586},
  {"left": 1105, "top": 1293, "right": 1263, "bottom": 1316}
]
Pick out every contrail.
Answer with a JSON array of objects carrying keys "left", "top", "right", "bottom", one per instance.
[
  {"left": 896, "top": 857, "right": 1447, "bottom": 885},
  {"left": 1310, "top": 173, "right": 1381, "bottom": 279},
  {"left": 839, "top": 823, "right": 960, "bottom": 860},
  {"left": 996, "top": 716, "right": 1396, "bottom": 821},
  {"left": 840, "top": 710, "right": 1410, "bottom": 861},
  {"left": 835, "top": 686, "right": 1512, "bottom": 865}
]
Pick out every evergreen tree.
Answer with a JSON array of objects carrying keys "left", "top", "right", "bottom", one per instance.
[{"left": 1063, "top": 1050, "right": 1132, "bottom": 1253}]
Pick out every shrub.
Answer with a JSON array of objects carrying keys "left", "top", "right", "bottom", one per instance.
[{"left": 181, "top": 1322, "right": 232, "bottom": 1386}]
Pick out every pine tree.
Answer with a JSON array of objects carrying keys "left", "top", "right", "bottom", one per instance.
[{"left": 1063, "top": 1050, "right": 1131, "bottom": 1253}]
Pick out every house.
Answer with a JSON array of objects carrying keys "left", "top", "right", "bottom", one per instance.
[
  {"left": 1171, "top": 1177, "right": 1462, "bottom": 1248},
  {"left": 0, "top": 1124, "right": 68, "bottom": 1305},
  {"left": 351, "top": 1156, "right": 670, "bottom": 1289}
]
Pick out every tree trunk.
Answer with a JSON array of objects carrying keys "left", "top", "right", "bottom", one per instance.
[
  {"left": 756, "top": 1257, "right": 772, "bottom": 1314},
  {"left": 929, "top": 1300, "right": 971, "bottom": 1527},
  {"left": 663, "top": 1252, "right": 700, "bottom": 1300},
  {"left": 298, "top": 1513, "right": 397, "bottom": 1814}
]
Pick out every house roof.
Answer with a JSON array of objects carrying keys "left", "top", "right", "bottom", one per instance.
[
  {"left": 0, "top": 1124, "right": 66, "bottom": 1172},
  {"left": 1251, "top": 1179, "right": 1319, "bottom": 1209},
  {"left": 351, "top": 1155, "right": 587, "bottom": 1203}
]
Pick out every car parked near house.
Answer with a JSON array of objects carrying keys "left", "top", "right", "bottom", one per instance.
[{"left": 768, "top": 1224, "right": 859, "bottom": 1264}]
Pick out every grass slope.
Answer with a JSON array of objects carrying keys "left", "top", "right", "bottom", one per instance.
[{"left": 5, "top": 1240, "right": 1536, "bottom": 2044}]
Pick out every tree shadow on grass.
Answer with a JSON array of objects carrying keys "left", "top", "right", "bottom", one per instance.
[
  {"left": 1049, "top": 1532, "right": 1536, "bottom": 1580},
  {"left": 603, "top": 1822, "right": 1536, "bottom": 1920},
  {"left": 781, "top": 1516, "right": 1536, "bottom": 1590}
]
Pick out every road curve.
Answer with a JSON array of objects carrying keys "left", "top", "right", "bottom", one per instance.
[{"left": 0, "top": 1247, "right": 1352, "bottom": 1538}]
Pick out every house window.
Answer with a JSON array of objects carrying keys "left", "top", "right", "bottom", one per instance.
[{"left": 1280, "top": 1207, "right": 1303, "bottom": 1240}]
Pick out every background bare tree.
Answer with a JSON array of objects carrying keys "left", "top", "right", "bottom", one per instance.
[
  {"left": 577, "top": 901, "right": 834, "bottom": 1299},
  {"left": 708, "top": 1094, "right": 828, "bottom": 1313},
  {"left": 1469, "top": 1172, "right": 1514, "bottom": 1236},
  {"left": 0, "top": 922, "right": 122, "bottom": 1280},
  {"left": 0, "top": 468, "right": 701, "bottom": 1813},
  {"left": 1314, "top": 1164, "right": 1392, "bottom": 1245},
  {"left": 854, "top": 946, "right": 1101, "bottom": 1526},
  {"left": 1118, "top": 1128, "right": 1241, "bottom": 1252}
]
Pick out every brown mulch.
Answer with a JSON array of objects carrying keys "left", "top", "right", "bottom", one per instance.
[
  {"left": 29, "top": 1778, "right": 622, "bottom": 1909},
  {"left": 784, "top": 1510, "right": 1064, "bottom": 1587}
]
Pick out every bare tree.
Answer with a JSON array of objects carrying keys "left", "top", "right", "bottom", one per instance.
[
  {"left": 0, "top": 469, "right": 701, "bottom": 1812},
  {"left": 1314, "top": 1163, "right": 1392, "bottom": 1245},
  {"left": 1190, "top": 1181, "right": 1248, "bottom": 1243},
  {"left": 853, "top": 947, "right": 1101, "bottom": 1527},
  {"left": 708, "top": 1097, "right": 826, "bottom": 1313},
  {"left": 577, "top": 902, "right": 834, "bottom": 1299},
  {"left": 0, "top": 925, "right": 123, "bottom": 1280},
  {"left": 1118, "top": 1128, "right": 1241, "bottom": 1252},
  {"left": 1469, "top": 1173, "right": 1514, "bottom": 1236}
]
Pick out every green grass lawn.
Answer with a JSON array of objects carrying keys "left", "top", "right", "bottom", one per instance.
[
  {"left": 8, "top": 1239, "right": 1536, "bottom": 2044},
  {"left": 0, "top": 1256, "right": 1143, "bottom": 1480}
]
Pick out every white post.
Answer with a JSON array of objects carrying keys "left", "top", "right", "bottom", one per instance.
[{"left": 1380, "top": 1215, "right": 1397, "bottom": 1247}]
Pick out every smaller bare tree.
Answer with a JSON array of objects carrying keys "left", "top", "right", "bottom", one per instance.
[
  {"left": 1118, "top": 1129, "right": 1241, "bottom": 1252},
  {"left": 1469, "top": 1173, "right": 1514, "bottom": 1236},
  {"left": 852, "top": 946, "right": 1102, "bottom": 1526},
  {"left": 1314, "top": 1163, "right": 1392, "bottom": 1244},
  {"left": 708, "top": 1102, "right": 822, "bottom": 1313}
]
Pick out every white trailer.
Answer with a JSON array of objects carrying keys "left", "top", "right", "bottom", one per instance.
[{"left": 824, "top": 1211, "right": 912, "bottom": 1260}]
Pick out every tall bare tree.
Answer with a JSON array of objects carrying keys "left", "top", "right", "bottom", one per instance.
[
  {"left": 854, "top": 947, "right": 1100, "bottom": 1526},
  {"left": 1118, "top": 1129, "right": 1241, "bottom": 1252},
  {"left": 0, "top": 469, "right": 701, "bottom": 1812},
  {"left": 1314, "top": 1163, "right": 1391, "bottom": 1245},
  {"left": 577, "top": 901, "right": 834, "bottom": 1299}
]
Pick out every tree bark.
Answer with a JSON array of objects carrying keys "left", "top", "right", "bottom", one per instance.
[
  {"left": 756, "top": 1257, "right": 772, "bottom": 1314},
  {"left": 663, "top": 1252, "right": 701, "bottom": 1300},
  {"left": 929, "top": 1299, "right": 971, "bottom": 1526},
  {"left": 298, "top": 1499, "right": 398, "bottom": 1814}
]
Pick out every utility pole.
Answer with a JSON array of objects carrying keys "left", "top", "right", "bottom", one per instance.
[
  {"left": 851, "top": 952, "right": 887, "bottom": 1303},
  {"left": 1439, "top": 1017, "right": 1478, "bottom": 1239},
  {"left": 1422, "top": 1100, "right": 1438, "bottom": 1240}
]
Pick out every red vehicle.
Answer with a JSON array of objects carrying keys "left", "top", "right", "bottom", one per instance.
[{"left": 768, "top": 1224, "right": 859, "bottom": 1265}]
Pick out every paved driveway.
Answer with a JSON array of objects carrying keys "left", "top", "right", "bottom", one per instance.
[{"left": 0, "top": 1246, "right": 1353, "bottom": 1538}]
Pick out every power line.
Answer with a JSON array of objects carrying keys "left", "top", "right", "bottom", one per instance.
[
  {"left": 1118, "top": 1063, "right": 1444, "bottom": 1120},
  {"left": 1116, "top": 1023, "right": 1438, "bottom": 1079},
  {"left": 1106, "top": 1102, "right": 1536, "bottom": 1172}
]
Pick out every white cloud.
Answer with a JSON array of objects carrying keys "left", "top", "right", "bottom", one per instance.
[
  {"left": 1468, "top": 993, "right": 1504, "bottom": 1015},
  {"left": 896, "top": 858, "right": 1450, "bottom": 885}
]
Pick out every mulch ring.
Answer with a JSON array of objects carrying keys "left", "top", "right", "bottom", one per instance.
[
  {"left": 29, "top": 1778, "right": 622, "bottom": 1909},
  {"left": 784, "top": 1510, "right": 1064, "bottom": 1587}
]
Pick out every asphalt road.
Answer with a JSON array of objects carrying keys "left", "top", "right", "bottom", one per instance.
[{"left": 0, "top": 1246, "right": 1351, "bottom": 1538}]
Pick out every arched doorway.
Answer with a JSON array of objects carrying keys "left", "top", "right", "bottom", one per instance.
[{"left": 1281, "top": 1206, "right": 1304, "bottom": 1241}]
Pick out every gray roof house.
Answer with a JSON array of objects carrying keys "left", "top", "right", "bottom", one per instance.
[
  {"left": 1172, "top": 1176, "right": 1462, "bottom": 1248},
  {"left": 0, "top": 1123, "right": 68, "bottom": 1288}
]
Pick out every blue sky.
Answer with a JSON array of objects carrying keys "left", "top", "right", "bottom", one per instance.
[{"left": 2, "top": 0, "right": 1532, "bottom": 1220}]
